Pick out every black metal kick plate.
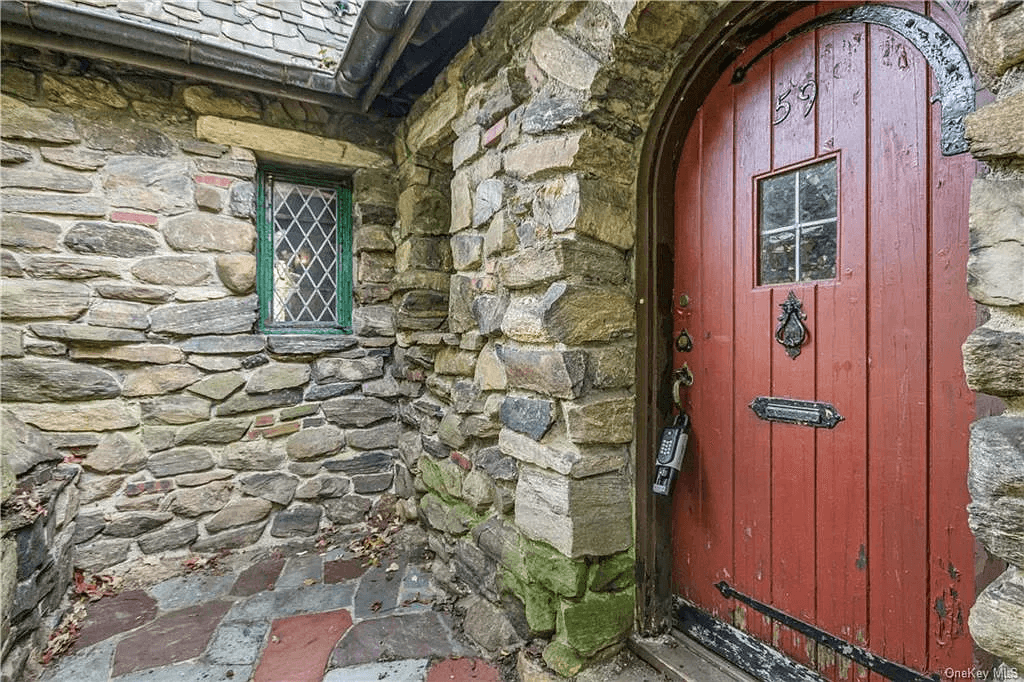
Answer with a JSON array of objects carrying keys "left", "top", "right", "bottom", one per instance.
[{"left": 750, "top": 396, "right": 843, "bottom": 429}]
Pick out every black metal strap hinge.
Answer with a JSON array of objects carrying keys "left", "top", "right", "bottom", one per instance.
[{"left": 715, "top": 581, "right": 940, "bottom": 682}]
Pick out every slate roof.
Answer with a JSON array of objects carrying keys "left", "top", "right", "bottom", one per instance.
[{"left": 10, "top": 0, "right": 362, "bottom": 77}]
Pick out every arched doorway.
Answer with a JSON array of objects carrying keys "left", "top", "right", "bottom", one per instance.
[{"left": 637, "top": 3, "right": 980, "bottom": 680}]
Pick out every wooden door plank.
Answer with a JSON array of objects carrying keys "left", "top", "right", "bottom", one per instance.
[
  {"left": 691, "top": 67, "right": 738, "bottom": 618},
  {"left": 673, "top": 108, "right": 705, "bottom": 604},
  {"left": 768, "top": 11, "right": 820, "bottom": 670},
  {"left": 924, "top": 4, "right": 976, "bottom": 673},
  {"left": 813, "top": 20, "right": 870, "bottom": 682},
  {"left": 867, "top": 20, "right": 931, "bottom": 674},
  {"left": 732, "top": 36, "right": 775, "bottom": 646},
  {"left": 771, "top": 7, "right": 819, "bottom": 171},
  {"left": 768, "top": 283, "right": 819, "bottom": 671}
]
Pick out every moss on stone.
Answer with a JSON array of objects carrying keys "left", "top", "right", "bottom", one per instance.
[
  {"left": 498, "top": 540, "right": 529, "bottom": 584},
  {"left": 542, "top": 638, "right": 586, "bottom": 677},
  {"left": 501, "top": 568, "right": 557, "bottom": 635},
  {"left": 419, "top": 455, "right": 465, "bottom": 502},
  {"left": 522, "top": 536, "right": 587, "bottom": 597},
  {"left": 418, "top": 492, "right": 481, "bottom": 536},
  {"left": 588, "top": 547, "right": 635, "bottom": 592},
  {"left": 522, "top": 580, "right": 557, "bottom": 635},
  {"left": 556, "top": 588, "right": 634, "bottom": 657}
]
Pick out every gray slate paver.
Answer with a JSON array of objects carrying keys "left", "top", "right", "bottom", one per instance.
[
  {"left": 396, "top": 564, "right": 442, "bottom": 614},
  {"left": 330, "top": 611, "right": 469, "bottom": 667},
  {"left": 273, "top": 582, "right": 356, "bottom": 618},
  {"left": 276, "top": 552, "right": 324, "bottom": 589},
  {"left": 111, "top": 662, "right": 253, "bottom": 681},
  {"left": 353, "top": 558, "right": 405, "bottom": 619},
  {"left": 222, "top": 590, "right": 276, "bottom": 623},
  {"left": 147, "top": 573, "right": 236, "bottom": 612},
  {"left": 323, "top": 658, "right": 430, "bottom": 681},
  {"left": 38, "top": 640, "right": 116, "bottom": 682},
  {"left": 204, "top": 620, "right": 269, "bottom": 665}
]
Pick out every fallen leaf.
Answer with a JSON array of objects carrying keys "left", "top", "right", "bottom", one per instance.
[{"left": 302, "top": 578, "right": 317, "bottom": 586}]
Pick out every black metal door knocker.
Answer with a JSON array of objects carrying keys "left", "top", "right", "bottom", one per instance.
[{"left": 775, "top": 291, "right": 808, "bottom": 359}]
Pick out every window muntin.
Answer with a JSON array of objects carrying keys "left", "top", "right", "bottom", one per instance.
[
  {"left": 758, "top": 158, "right": 838, "bottom": 285},
  {"left": 258, "top": 168, "right": 352, "bottom": 333}
]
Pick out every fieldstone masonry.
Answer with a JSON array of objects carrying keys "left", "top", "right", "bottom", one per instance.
[
  {"left": 961, "top": 2, "right": 1024, "bottom": 671},
  {"left": 387, "top": 2, "right": 651, "bottom": 675},
  {"left": 1, "top": 414, "right": 80, "bottom": 682},
  {"left": 2, "top": 0, "right": 1024, "bottom": 678},
  {"left": 1, "top": 40, "right": 403, "bottom": 681}
]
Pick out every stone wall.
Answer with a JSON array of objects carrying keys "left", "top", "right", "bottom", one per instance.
[
  {"left": 2, "top": 413, "right": 80, "bottom": 682},
  {"left": 962, "top": 0, "right": 1024, "bottom": 672},
  {"left": 0, "top": 44, "right": 405, "bottom": 579},
  {"left": 2, "top": 0, "right": 1023, "bottom": 677}
]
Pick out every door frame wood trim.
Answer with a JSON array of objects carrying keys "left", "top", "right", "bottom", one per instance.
[{"left": 633, "top": 0, "right": 805, "bottom": 634}]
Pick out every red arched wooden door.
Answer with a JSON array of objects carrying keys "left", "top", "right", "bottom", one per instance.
[{"left": 671, "top": 3, "right": 976, "bottom": 680}]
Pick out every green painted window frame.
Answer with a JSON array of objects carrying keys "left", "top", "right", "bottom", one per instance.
[{"left": 256, "top": 165, "right": 353, "bottom": 334}]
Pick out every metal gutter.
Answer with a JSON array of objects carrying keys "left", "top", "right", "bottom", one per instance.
[
  {"left": 336, "top": 0, "right": 410, "bottom": 93},
  {"left": 359, "top": 1, "right": 430, "bottom": 111},
  {"left": 0, "top": 0, "right": 409, "bottom": 107}
]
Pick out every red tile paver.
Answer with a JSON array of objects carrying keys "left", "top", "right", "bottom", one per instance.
[
  {"left": 253, "top": 609, "right": 352, "bottom": 682},
  {"left": 231, "top": 557, "right": 286, "bottom": 596},
  {"left": 427, "top": 657, "right": 502, "bottom": 682},
  {"left": 72, "top": 590, "right": 158, "bottom": 652},
  {"left": 112, "top": 600, "right": 231, "bottom": 676},
  {"left": 323, "top": 557, "right": 367, "bottom": 584}
]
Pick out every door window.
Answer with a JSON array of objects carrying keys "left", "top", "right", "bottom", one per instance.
[{"left": 758, "top": 158, "right": 837, "bottom": 284}]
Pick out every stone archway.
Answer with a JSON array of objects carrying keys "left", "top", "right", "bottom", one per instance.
[{"left": 622, "top": 0, "right": 1024, "bottom": 673}]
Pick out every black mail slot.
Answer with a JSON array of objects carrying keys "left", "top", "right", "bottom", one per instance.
[{"left": 749, "top": 396, "right": 843, "bottom": 429}]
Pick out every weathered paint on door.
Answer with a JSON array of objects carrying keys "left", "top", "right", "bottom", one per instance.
[{"left": 671, "top": 3, "right": 976, "bottom": 679}]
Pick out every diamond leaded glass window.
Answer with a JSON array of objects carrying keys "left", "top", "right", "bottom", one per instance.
[
  {"left": 758, "top": 158, "right": 838, "bottom": 285},
  {"left": 257, "top": 168, "right": 352, "bottom": 333}
]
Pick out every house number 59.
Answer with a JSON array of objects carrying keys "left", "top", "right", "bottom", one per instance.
[{"left": 773, "top": 78, "right": 818, "bottom": 125}]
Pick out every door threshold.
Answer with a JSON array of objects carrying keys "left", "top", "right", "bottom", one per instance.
[{"left": 629, "top": 629, "right": 761, "bottom": 682}]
